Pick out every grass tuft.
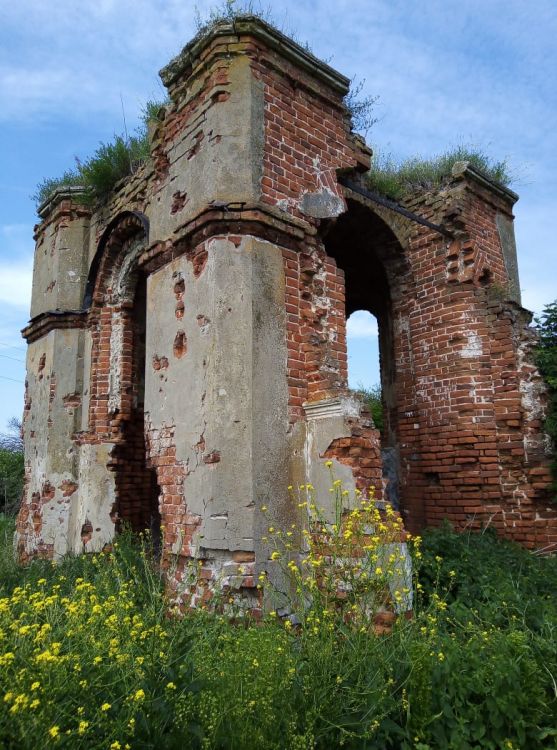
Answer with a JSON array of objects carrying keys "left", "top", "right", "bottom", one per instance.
[
  {"left": 32, "top": 98, "right": 169, "bottom": 211},
  {"left": 367, "top": 145, "right": 513, "bottom": 201}
]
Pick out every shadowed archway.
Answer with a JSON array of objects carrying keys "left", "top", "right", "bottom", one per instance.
[
  {"left": 86, "top": 212, "right": 161, "bottom": 543},
  {"left": 323, "top": 196, "right": 414, "bottom": 514}
]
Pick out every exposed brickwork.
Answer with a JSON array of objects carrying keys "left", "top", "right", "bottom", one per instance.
[
  {"left": 355, "top": 179, "right": 557, "bottom": 548},
  {"left": 322, "top": 410, "right": 383, "bottom": 498},
  {"left": 247, "top": 40, "right": 367, "bottom": 218},
  {"left": 282, "top": 243, "right": 348, "bottom": 421}
]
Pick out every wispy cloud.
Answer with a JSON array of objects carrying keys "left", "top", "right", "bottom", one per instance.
[
  {"left": 0, "top": 0, "right": 203, "bottom": 123},
  {"left": 0, "top": 0, "right": 555, "bottom": 345}
]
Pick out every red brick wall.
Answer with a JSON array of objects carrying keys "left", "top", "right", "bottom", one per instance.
[
  {"left": 386, "top": 185, "right": 556, "bottom": 548},
  {"left": 248, "top": 39, "right": 366, "bottom": 218},
  {"left": 241, "top": 33, "right": 556, "bottom": 550},
  {"left": 282, "top": 242, "right": 349, "bottom": 422}
]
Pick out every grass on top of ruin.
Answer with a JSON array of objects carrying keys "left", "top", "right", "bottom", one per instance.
[
  {"left": 366, "top": 144, "right": 514, "bottom": 202},
  {"left": 1, "top": 502, "right": 557, "bottom": 750}
]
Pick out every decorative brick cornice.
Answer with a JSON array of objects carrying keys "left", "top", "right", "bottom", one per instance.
[
  {"left": 451, "top": 161, "right": 518, "bottom": 208},
  {"left": 22, "top": 309, "right": 89, "bottom": 344},
  {"left": 140, "top": 203, "right": 315, "bottom": 274},
  {"left": 160, "top": 15, "right": 351, "bottom": 95},
  {"left": 37, "top": 187, "right": 91, "bottom": 221}
]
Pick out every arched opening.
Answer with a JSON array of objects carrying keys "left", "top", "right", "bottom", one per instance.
[
  {"left": 86, "top": 212, "right": 161, "bottom": 550},
  {"left": 323, "top": 197, "right": 409, "bottom": 509}
]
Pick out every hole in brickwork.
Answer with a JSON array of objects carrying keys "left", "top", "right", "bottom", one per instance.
[
  {"left": 112, "top": 272, "right": 161, "bottom": 543},
  {"left": 478, "top": 267, "right": 492, "bottom": 286},
  {"left": 173, "top": 330, "right": 187, "bottom": 358}
]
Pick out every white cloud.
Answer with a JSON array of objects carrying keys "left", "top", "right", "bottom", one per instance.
[
  {"left": 0, "top": 260, "right": 32, "bottom": 309},
  {"left": 347, "top": 311, "right": 378, "bottom": 339},
  {"left": 0, "top": 225, "right": 34, "bottom": 309}
]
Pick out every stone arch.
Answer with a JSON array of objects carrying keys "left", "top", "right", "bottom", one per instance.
[
  {"left": 85, "top": 211, "right": 161, "bottom": 539},
  {"left": 322, "top": 195, "right": 419, "bottom": 519},
  {"left": 83, "top": 210, "right": 149, "bottom": 309}
]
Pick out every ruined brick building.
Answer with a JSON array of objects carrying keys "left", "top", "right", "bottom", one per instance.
[{"left": 16, "top": 17, "right": 557, "bottom": 605}]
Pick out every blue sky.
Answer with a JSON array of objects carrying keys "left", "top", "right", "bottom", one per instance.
[{"left": 0, "top": 0, "right": 555, "bottom": 430}]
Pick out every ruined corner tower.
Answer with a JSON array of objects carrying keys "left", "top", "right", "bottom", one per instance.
[{"left": 17, "top": 17, "right": 557, "bottom": 607}]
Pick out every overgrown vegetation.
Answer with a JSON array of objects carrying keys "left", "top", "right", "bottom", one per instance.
[
  {"left": 366, "top": 145, "right": 513, "bottom": 201},
  {"left": 32, "top": 99, "right": 168, "bottom": 210},
  {"left": 354, "top": 384, "right": 383, "bottom": 432},
  {"left": 535, "top": 300, "right": 557, "bottom": 500},
  {"left": 2, "top": 478, "right": 556, "bottom": 749},
  {"left": 0, "top": 418, "right": 23, "bottom": 516},
  {"left": 193, "top": 0, "right": 273, "bottom": 36}
]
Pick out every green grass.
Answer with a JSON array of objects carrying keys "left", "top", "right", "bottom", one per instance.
[
  {"left": 32, "top": 99, "right": 168, "bottom": 211},
  {"left": 1, "top": 512, "right": 556, "bottom": 749},
  {"left": 367, "top": 145, "right": 513, "bottom": 201}
]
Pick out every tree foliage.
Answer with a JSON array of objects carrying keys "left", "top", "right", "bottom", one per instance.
[
  {"left": 355, "top": 385, "right": 383, "bottom": 432},
  {"left": 0, "top": 418, "right": 24, "bottom": 516},
  {"left": 535, "top": 301, "right": 557, "bottom": 496}
]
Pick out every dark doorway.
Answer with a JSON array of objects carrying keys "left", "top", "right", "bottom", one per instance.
[{"left": 113, "top": 271, "right": 161, "bottom": 547}]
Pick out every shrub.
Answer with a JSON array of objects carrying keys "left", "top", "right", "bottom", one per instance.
[
  {"left": 0, "top": 418, "right": 24, "bottom": 516},
  {"left": 354, "top": 384, "right": 383, "bottom": 432}
]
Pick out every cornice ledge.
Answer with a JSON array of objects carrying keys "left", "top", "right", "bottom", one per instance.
[
  {"left": 22, "top": 309, "right": 89, "bottom": 344},
  {"left": 160, "top": 15, "right": 350, "bottom": 95},
  {"left": 451, "top": 161, "right": 518, "bottom": 206}
]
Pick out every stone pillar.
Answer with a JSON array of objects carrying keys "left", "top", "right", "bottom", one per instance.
[
  {"left": 17, "top": 191, "right": 91, "bottom": 560},
  {"left": 143, "top": 235, "right": 290, "bottom": 604}
]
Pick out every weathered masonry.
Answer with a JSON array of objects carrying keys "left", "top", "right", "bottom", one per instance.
[{"left": 17, "top": 17, "right": 557, "bottom": 605}]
